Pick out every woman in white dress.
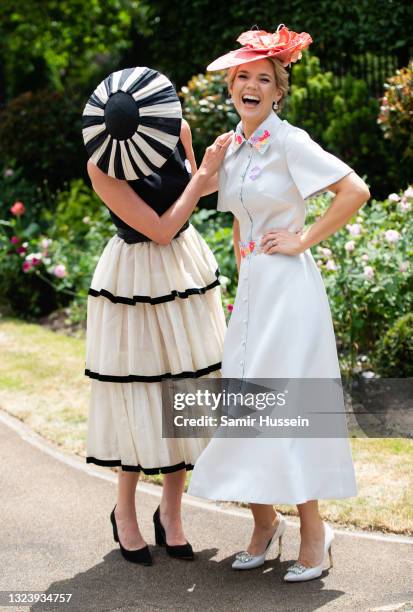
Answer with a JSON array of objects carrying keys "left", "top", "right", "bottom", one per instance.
[{"left": 188, "top": 27, "right": 370, "bottom": 581}]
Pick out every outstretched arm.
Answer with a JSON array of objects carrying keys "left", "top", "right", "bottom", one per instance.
[{"left": 87, "top": 130, "right": 232, "bottom": 245}]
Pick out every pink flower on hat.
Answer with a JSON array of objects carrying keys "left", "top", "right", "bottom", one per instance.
[
  {"left": 237, "top": 26, "right": 313, "bottom": 66},
  {"left": 207, "top": 25, "right": 312, "bottom": 71}
]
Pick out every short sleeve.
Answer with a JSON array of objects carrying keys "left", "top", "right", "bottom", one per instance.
[
  {"left": 285, "top": 128, "right": 353, "bottom": 200},
  {"left": 216, "top": 165, "right": 228, "bottom": 212}
]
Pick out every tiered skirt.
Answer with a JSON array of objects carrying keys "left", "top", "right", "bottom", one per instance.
[{"left": 85, "top": 224, "right": 226, "bottom": 473}]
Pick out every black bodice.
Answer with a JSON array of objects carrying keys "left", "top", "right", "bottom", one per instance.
[{"left": 108, "top": 139, "right": 191, "bottom": 241}]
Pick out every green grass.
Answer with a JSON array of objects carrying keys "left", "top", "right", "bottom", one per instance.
[{"left": 0, "top": 318, "right": 412, "bottom": 534}]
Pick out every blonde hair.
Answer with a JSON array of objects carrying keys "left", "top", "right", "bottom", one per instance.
[{"left": 225, "top": 58, "right": 289, "bottom": 112}]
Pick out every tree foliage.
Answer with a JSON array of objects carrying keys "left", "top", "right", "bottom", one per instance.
[
  {"left": 0, "top": 0, "right": 149, "bottom": 102},
  {"left": 139, "top": 0, "right": 412, "bottom": 87}
]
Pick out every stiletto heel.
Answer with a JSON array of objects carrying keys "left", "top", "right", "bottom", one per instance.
[
  {"left": 284, "top": 521, "right": 334, "bottom": 582},
  {"left": 110, "top": 506, "right": 152, "bottom": 566},
  {"left": 279, "top": 533, "right": 284, "bottom": 557},
  {"left": 232, "top": 512, "right": 286, "bottom": 570},
  {"left": 153, "top": 506, "right": 194, "bottom": 560}
]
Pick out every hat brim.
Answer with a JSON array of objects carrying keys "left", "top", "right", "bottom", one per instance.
[{"left": 207, "top": 45, "right": 303, "bottom": 71}]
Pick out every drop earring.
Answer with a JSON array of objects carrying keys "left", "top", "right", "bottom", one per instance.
[{"left": 272, "top": 100, "right": 278, "bottom": 110}]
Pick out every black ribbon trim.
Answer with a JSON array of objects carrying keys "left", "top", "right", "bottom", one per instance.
[
  {"left": 88, "top": 269, "right": 220, "bottom": 305},
  {"left": 85, "top": 361, "right": 221, "bottom": 383},
  {"left": 86, "top": 457, "right": 194, "bottom": 475}
]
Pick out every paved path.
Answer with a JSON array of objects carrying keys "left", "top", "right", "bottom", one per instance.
[{"left": 0, "top": 410, "right": 412, "bottom": 612}]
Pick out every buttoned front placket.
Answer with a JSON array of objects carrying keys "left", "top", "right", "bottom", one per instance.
[{"left": 238, "top": 142, "right": 255, "bottom": 379}]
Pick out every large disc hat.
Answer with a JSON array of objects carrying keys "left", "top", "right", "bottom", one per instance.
[{"left": 82, "top": 67, "right": 182, "bottom": 180}]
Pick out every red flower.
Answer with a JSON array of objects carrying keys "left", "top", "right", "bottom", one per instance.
[
  {"left": 227, "top": 304, "right": 234, "bottom": 312},
  {"left": 237, "top": 26, "right": 312, "bottom": 66},
  {"left": 249, "top": 241, "right": 256, "bottom": 251},
  {"left": 16, "top": 246, "right": 27, "bottom": 255},
  {"left": 10, "top": 201, "right": 25, "bottom": 216},
  {"left": 22, "top": 261, "right": 32, "bottom": 272},
  {"left": 10, "top": 236, "right": 20, "bottom": 244}
]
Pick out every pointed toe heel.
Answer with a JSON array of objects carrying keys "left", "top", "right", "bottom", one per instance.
[
  {"left": 153, "top": 506, "right": 194, "bottom": 560},
  {"left": 110, "top": 506, "right": 152, "bottom": 566},
  {"left": 284, "top": 521, "right": 334, "bottom": 582},
  {"left": 232, "top": 512, "right": 286, "bottom": 570}
]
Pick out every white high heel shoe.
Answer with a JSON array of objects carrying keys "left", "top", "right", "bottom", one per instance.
[
  {"left": 232, "top": 512, "right": 286, "bottom": 570},
  {"left": 283, "top": 521, "right": 334, "bottom": 582}
]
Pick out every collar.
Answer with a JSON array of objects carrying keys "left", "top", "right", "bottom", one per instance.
[{"left": 231, "top": 112, "right": 282, "bottom": 155}]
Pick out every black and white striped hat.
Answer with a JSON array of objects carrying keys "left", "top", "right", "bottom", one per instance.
[{"left": 82, "top": 67, "right": 182, "bottom": 180}]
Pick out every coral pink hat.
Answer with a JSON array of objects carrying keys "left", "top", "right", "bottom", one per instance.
[{"left": 207, "top": 24, "right": 312, "bottom": 71}]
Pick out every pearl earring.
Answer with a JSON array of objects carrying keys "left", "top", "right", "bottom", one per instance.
[{"left": 272, "top": 100, "right": 278, "bottom": 110}]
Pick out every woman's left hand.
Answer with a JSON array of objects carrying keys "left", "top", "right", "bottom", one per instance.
[{"left": 260, "top": 229, "right": 305, "bottom": 256}]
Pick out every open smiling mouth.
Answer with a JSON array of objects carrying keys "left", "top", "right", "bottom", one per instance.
[{"left": 242, "top": 95, "right": 260, "bottom": 108}]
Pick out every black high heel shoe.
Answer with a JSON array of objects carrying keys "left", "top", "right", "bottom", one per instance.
[
  {"left": 153, "top": 506, "right": 194, "bottom": 560},
  {"left": 110, "top": 506, "right": 152, "bottom": 565}
]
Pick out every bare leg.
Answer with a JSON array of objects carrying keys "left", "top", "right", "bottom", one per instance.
[
  {"left": 296, "top": 500, "right": 325, "bottom": 566},
  {"left": 114, "top": 469, "right": 147, "bottom": 550},
  {"left": 246, "top": 504, "right": 280, "bottom": 555},
  {"left": 159, "top": 469, "right": 187, "bottom": 546}
]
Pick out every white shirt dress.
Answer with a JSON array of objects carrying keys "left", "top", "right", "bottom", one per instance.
[{"left": 188, "top": 111, "right": 358, "bottom": 504}]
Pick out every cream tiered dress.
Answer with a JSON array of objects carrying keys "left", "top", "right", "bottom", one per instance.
[{"left": 85, "top": 140, "right": 226, "bottom": 474}]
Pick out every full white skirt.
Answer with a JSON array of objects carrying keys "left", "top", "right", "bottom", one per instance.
[
  {"left": 85, "top": 224, "right": 226, "bottom": 473},
  {"left": 188, "top": 249, "right": 358, "bottom": 503}
]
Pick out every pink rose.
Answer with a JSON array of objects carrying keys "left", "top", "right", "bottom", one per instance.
[
  {"left": 10, "top": 201, "right": 25, "bottom": 216},
  {"left": 10, "top": 236, "right": 20, "bottom": 244},
  {"left": 384, "top": 229, "right": 400, "bottom": 243},
  {"left": 346, "top": 223, "right": 361, "bottom": 236},
  {"left": 363, "top": 266, "right": 374, "bottom": 279},
  {"left": 53, "top": 264, "right": 67, "bottom": 278},
  {"left": 22, "top": 261, "right": 32, "bottom": 273}
]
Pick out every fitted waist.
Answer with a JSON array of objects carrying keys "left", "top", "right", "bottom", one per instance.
[{"left": 117, "top": 221, "right": 189, "bottom": 244}]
